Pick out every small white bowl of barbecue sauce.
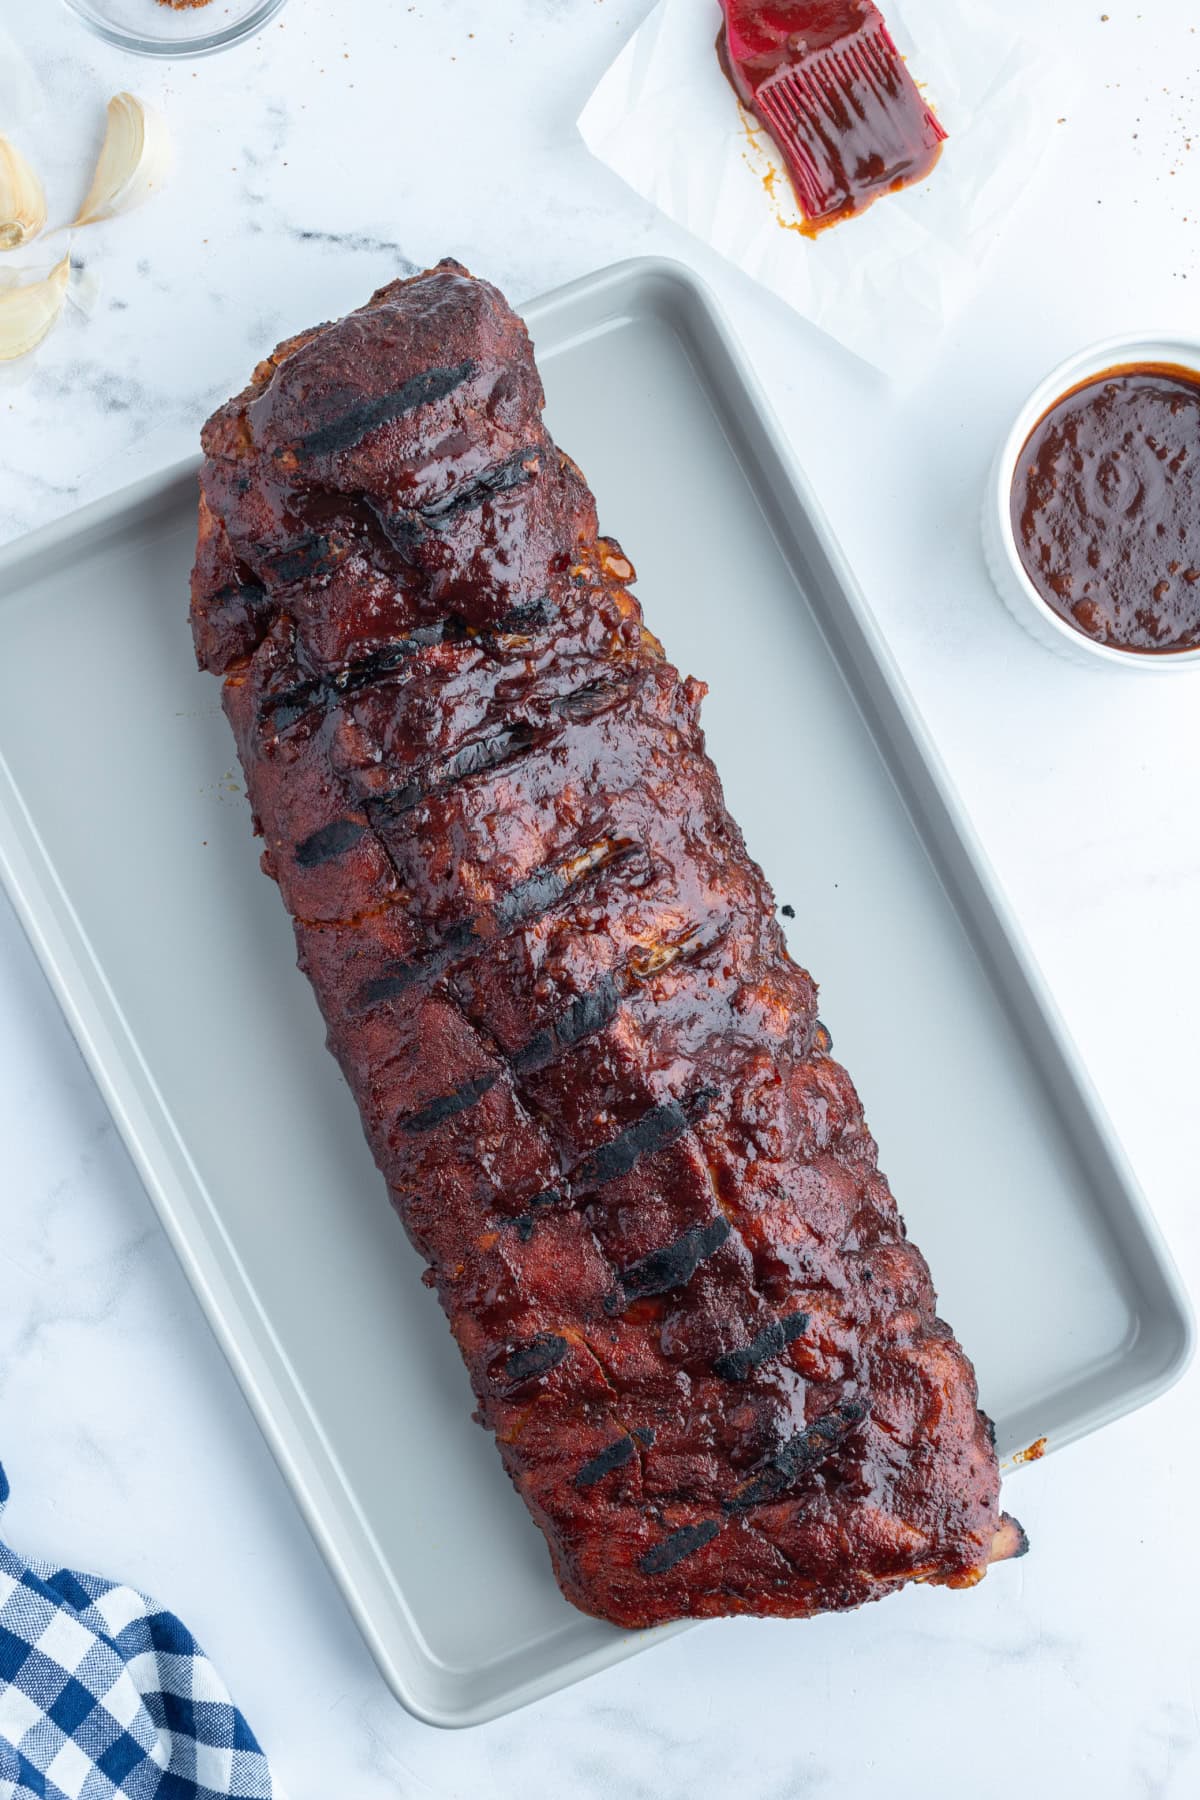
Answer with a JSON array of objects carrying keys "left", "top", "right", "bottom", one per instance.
[{"left": 983, "top": 336, "right": 1200, "bottom": 669}]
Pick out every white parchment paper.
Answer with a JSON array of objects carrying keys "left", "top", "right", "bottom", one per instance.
[{"left": 579, "top": 0, "right": 1059, "bottom": 374}]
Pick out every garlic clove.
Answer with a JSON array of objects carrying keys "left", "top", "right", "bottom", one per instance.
[
  {"left": 0, "top": 254, "right": 70, "bottom": 361},
  {"left": 0, "top": 135, "right": 47, "bottom": 251},
  {"left": 74, "top": 92, "right": 172, "bottom": 228}
]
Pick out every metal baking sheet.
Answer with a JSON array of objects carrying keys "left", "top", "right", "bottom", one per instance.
[{"left": 0, "top": 259, "right": 1190, "bottom": 1728}]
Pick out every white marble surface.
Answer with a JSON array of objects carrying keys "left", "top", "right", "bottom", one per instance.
[{"left": 3, "top": 1, "right": 1200, "bottom": 1793}]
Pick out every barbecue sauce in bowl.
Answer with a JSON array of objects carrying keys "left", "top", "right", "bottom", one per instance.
[{"left": 1011, "top": 362, "right": 1200, "bottom": 655}]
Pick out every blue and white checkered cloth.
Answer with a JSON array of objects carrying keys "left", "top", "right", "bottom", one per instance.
[{"left": 0, "top": 1464, "right": 274, "bottom": 1800}]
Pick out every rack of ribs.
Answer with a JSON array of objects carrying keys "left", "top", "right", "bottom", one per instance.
[{"left": 190, "top": 260, "right": 1024, "bottom": 1629}]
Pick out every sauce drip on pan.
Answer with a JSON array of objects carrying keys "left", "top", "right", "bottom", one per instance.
[{"left": 1011, "top": 362, "right": 1200, "bottom": 655}]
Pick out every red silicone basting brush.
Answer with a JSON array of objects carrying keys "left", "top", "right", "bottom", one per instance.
[{"left": 717, "top": 1, "right": 947, "bottom": 234}]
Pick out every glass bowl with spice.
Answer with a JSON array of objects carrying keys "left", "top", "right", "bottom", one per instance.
[
  {"left": 61, "top": 0, "right": 289, "bottom": 57},
  {"left": 984, "top": 335, "right": 1200, "bottom": 670}
]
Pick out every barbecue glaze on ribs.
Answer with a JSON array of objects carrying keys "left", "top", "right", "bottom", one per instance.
[{"left": 191, "top": 261, "right": 1023, "bottom": 1629}]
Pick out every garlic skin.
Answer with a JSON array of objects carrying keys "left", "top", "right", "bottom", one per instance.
[
  {"left": 0, "top": 135, "right": 47, "bottom": 251},
  {"left": 0, "top": 254, "right": 70, "bottom": 361},
  {"left": 74, "top": 93, "right": 173, "bottom": 228}
]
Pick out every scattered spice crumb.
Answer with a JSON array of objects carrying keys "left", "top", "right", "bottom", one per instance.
[
  {"left": 1012, "top": 1437, "right": 1048, "bottom": 1465},
  {"left": 781, "top": 904, "right": 795, "bottom": 919}
]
